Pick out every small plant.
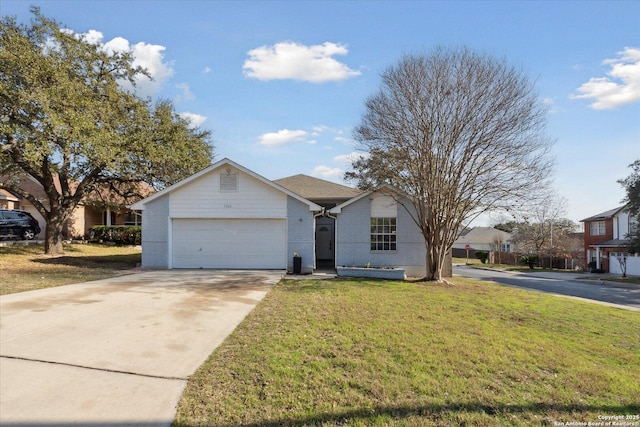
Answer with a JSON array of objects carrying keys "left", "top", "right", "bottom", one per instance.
[
  {"left": 475, "top": 250, "right": 489, "bottom": 264},
  {"left": 588, "top": 261, "right": 605, "bottom": 274},
  {"left": 366, "top": 262, "right": 371, "bottom": 268},
  {"left": 521, "top": 254, "right": 539, "bottom": 270}
]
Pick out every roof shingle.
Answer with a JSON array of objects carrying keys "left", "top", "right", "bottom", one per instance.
[{"left": 274, "top": 174, "right": 361, "bottom": 200}]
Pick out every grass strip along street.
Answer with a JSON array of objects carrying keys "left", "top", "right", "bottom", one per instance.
[{"left": 174, "top": 277, "right": 639, "bottom": 427}]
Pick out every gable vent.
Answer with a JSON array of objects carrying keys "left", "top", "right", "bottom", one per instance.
[{"left": 220, "top": 169, "right": 238, "bottom": 191}]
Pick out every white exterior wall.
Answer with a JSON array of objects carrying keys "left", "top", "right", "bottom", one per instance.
[
  {"left": 613, "top": 210, "right": 631, "bottom": 239},
  {"left": 169, "top": 166, "right": 287, "bottom": 219},
  {"left": 335, "top": 193, "right": 426, "bottom": 277},
  {"left": 141, "top": 195, "right": 170, "bottom": 268},
  {"left": 609, "top": 253, "right": 640, "bottom": 276}
]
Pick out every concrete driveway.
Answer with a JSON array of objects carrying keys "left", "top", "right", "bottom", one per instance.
[{"left": 0, "top": 270, "right": 282, "bottom": 425}]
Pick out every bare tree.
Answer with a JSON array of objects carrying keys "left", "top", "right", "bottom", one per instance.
[
  {"left": 614, "top": 253, "right": 628, "bottom": 278},
  {"left": 513, "top": 196, "right": 567, "bottom": 267},
  {"left": 348, "top": 47, "right": 554, "bottom": 281}
]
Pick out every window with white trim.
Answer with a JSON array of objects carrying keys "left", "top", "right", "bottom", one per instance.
[
  {"left": 371, "top": 217, "right": 397, "bottom": 251},
  {"left": 589, "top": 221, "right": 606, "bottom": 236}
]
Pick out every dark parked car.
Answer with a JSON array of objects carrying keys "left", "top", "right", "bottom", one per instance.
[{"left": 0, "top": 209, "right": 41, "bottom": 240}]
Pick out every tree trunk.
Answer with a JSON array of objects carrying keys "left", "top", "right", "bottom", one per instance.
[
  {"left": 44, "top": 209, "right": 67, "bottom": 255},
  {"left": 426, "top": 242, "right": 443, "bottom": 281}
]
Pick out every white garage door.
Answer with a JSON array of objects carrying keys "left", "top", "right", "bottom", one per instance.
[{"left": 171, "top": 219, "right": 286, "bottom": 269}]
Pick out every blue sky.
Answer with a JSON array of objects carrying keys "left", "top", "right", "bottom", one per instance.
[{"left": 3, "top": 0, "right": 639, "bottom": 227}]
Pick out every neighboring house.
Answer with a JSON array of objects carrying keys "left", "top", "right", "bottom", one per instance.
[
  {"left": 452, "top": 227, "right": 513, "bottom": 257},
  {"left": 581, "top": 206, "right": 639, "bottom": 276},
  {"left": 0, "top": 173, "right": 146, "bottom": 239},
  {"left": 130, "top": 158, "right": 449, "bottom": 277},
  {"left": 0, "top": 189, "right": 20, "bottom": 210}
]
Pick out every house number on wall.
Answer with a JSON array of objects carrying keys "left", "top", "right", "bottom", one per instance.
[{"left": 224, "top": 204, "right": 232, "bottom": 208}]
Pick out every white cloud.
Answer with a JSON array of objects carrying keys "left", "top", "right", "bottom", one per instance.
[
  {"left": 334, "top": 136, "right": 355, "bottom": 145},
  {"left": 259, "top": 129, "right": 308, "bottom": 146},
  {"left": 541, "top": 97, "right": 559, "bottom": 114},
  {"left": 312, "top": 165, "right": 344, "bottom": 178},
  {"left": 129, "top": 42, "right": 175, "bottom": 97},
  {"left": 175, "top": 83, "right": 194, "bottom": 103},
  {"left": 102, "top": 35, "right": 129, "bottom": 53},
  {"left": 202, "top": 66, "right": 212, "bottom": 74},
  {"left": 243, "top": 41, "right": 361, "bottom": 83},
  {"left": 179, "top": 112, "right": 207, "bottom": 128},
  {"left": 312, "top": 152, "right": 370, "bottom": 180},
  {"left": 311, "top": 125, "right": 329, "bottom": 136},
  {"left": 82, "top": 29, "right": 104, "bottom": 45},
  {"left": 572, "top": 47, "right": 640, "bottom": 109},
  {"left": 333, "top": 152, "right": 368, "bottom": 165},
  {"left": 64, "top": 30, "right": 175, "bottom": 97}
]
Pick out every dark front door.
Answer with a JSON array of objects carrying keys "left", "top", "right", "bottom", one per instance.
[{"left": 315, "top": 219, "right": 334, "bottom": 261}]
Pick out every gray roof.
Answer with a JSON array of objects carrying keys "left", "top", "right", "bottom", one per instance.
[
  {"left": 274, "top": 174, "right": 361, "bottom": 200},
  {"left": 581, "top": 206, "right": 627, "bottom": 222},
  {"left": 454, "top": 227, "right": 512, "bottom": 244},
  {"left": 591, "top": 239, "right": 630, "bottom": 247}
]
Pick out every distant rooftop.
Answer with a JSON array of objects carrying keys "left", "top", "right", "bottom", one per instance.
[
  {"left": 580, "top": 206, "right": 627, "bottom": 222},
  {"left": 455, "top": 226, "right": 512, "bottom": 244},
  {"left": 274, "top": 174, "right": 361, "bottom": 200}
]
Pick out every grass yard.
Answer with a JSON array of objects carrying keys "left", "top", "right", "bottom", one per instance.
[
  {"left": 0, "top": 243, "right": 141, "bottom": 295},
  {"left": 175, "top": 277, "right": 640, "bottom": 427}
]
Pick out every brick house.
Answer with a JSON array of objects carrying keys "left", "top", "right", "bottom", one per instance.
[
  {"left": 581, "top": 205, "right": 639, "bottom": 275},
  {"left": 0, "top": 174, "right": 147, "bottom": 240}
]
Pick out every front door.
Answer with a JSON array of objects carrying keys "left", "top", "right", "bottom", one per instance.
[{"left": 315, "top": 219, "right": 334, "bottom": 260}]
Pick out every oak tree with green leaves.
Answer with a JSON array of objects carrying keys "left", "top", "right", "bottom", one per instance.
[
  {"left": 0, "top": 9, "right": 213, "bottom": 254},
  {"left": 348, "top": 47, "right": 553, "bottom": 281}
]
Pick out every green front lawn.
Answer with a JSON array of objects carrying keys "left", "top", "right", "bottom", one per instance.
[
  {"left": 0, "top": 243, "right": 141, "bottom": 295},
  {"left": 174, "top": 277, "right": 639, "bottom": 426}
]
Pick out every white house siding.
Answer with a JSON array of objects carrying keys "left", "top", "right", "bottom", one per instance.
[
  {"left": 286, "top": 196, "right": 316, "bottom": 274},
  {"left": 169, "top": 167, "right": 287, "bottom": 219},
  {"left": 335, "top": 194, "right": 426, "bottom": 277},
  {"left": 141, "top": 195, "right": 170, "bottom": 268},
  {"left": 613, "top": 210, "right": 634, "bottom": 240},
  {"left": 163, "top": 166, "right": 290, "bottom": 269}
]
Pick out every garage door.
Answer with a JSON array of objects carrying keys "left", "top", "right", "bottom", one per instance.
[{"left": 171, "top": 219, "right": 286, "bottom": 269}]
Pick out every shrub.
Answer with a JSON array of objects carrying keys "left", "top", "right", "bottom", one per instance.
[
  {"left": 521, "top": 254, "right": 539, "bottom": 269},
  {"left": 90, "top": 226, "right": 141, "bottom": 245},
  {"left": 475, "top": 250, "right": 489, "bottom": 264},
  {"left": 587, "top": 261, "right": 606, "bottom": 274}
]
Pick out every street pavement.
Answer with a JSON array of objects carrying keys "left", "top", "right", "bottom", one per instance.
[
  {"left": 0, "top": 270, "right": 283, "bottom": 426},
  {"left": 453, "top": 265, "right": 640, "bottom": 311}
]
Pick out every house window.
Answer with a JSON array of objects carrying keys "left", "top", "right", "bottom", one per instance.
[
  {"left": 371, "top": 217, "right": 396, "bottom": 251},
  {"left": 123, "top": 211, "right": 141, "bottom": 226},
  {"left": 501, "top": 243, "right": 511, "bottom": 252},
  {"left": 590, "top": 221, "right": 606, "bottom": 236},
  {"left": 220, "top": 170, "right": 238, "bottom": 192}
]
